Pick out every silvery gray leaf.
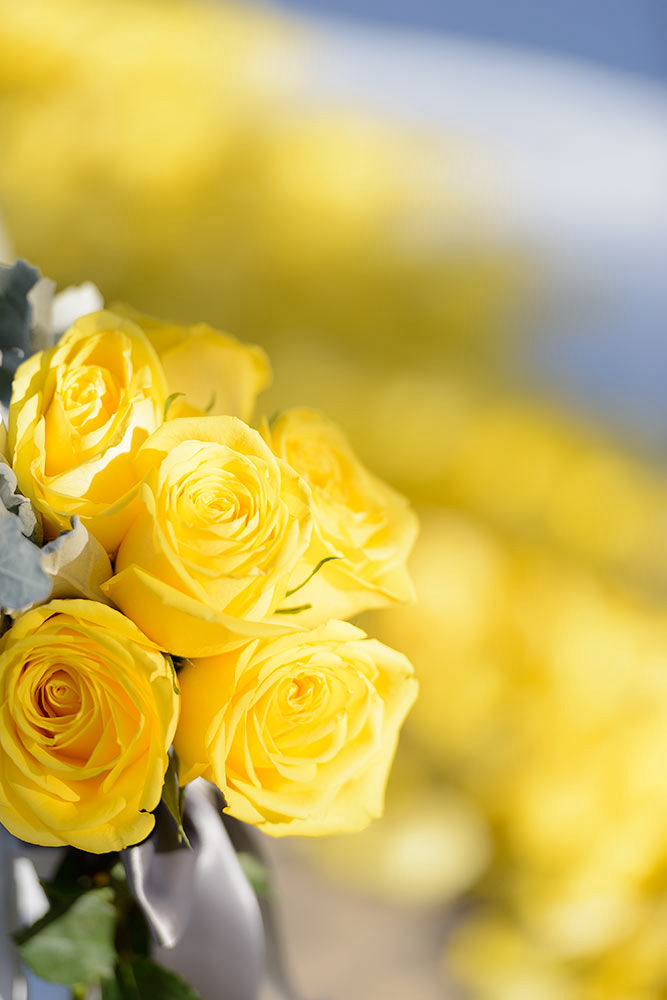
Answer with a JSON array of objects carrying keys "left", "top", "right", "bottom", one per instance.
[
  {"left": 0, "top": 260, "right": 39, "bottom": 358},
  {"left": 27, "top": 277, "right": 57, "bottom": 352},
  {"left": 123, "top": 780, "right": 265, "bottom": 1000},
  {"left": 41, "top": 517, "right": 112, "bottom": 603},
  {"left": 0, "top": 459, "right": 40, "bottom": 543},
  {"left": 0, "top": 514, "right": 50, "bottom": 613}
]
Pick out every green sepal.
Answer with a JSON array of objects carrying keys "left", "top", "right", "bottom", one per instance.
[
  {"left": 274, "top": 602, "right": 312, "bottom": 615},
  {"left": 284, "top": 555, "right": 341, "bottom": 597},
  {"left": 163, "top": 392, "right": 185, "bottom": 419},
  {"left": 161, "top": 751, "right": 191, "bottom": 848}
]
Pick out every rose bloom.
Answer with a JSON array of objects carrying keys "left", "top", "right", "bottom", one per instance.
[
  {"left": 8, "top": 310, "right": 168, "bottom": 552},
  {"left": 261, "top": 408, "right": 418, "bottom": 623},
  {"left": 111, "top": 304, "right": 271, "bottom": 422},
  {"left": 175, "top": 620, "right": 418, "bottom": 836},
  {"left": 0, "top": 600, "right": 178, "bottom": 852},
  {"left": 103, "top": 416, "right": 312, "bottom": 657}
]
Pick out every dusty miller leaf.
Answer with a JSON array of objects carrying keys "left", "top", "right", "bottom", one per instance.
[
  {"left": 41, "top": 516, "right": 112, "bottom": 603},
  {"left": 0, "top": 458, "right": 41, "bottom": 542},
  {"left": 0, "top": 514, "right": 50, "bottom": 611},
  {"left": 0, "top": 259, "right": 39, "bottom": 358}
]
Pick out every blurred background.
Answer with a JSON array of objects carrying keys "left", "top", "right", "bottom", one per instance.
[{"left": 1, "top": 1, "right": 666, "bottom": 997}]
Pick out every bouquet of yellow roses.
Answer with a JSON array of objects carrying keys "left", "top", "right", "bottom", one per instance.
[{"left": 0, "top": 261, "right": 418, "bottom": 999}]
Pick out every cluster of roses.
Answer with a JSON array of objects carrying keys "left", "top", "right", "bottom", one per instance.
[{"left": 0, "top": 304, "right": 418, "bottom": 853}]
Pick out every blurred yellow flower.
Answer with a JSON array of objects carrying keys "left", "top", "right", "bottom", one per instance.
[
  {"left": 0, "top": 599, "right": 178, "bottom": 852},
  {"left": 175, "top": 620, "right": 417, "bottom": 836}
]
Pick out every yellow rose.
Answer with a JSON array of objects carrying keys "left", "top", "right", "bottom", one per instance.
[
  {"left": 7, "top": 310, "right": 168, "bottom": 552},
  {"left": 103, "top": 416, "right": 312, "bottom": 657},
  {"left": 0, "top": 599, "right": 179, "bottom": 852},
  {"left": 175, "top": 620, "right": 417, "bottom": 836},
  {"left": 111, "top": 304, "right": 271, "bottom": 422},
  {"left": 261, "top": 408, "right": 418, "bottom": 622}
]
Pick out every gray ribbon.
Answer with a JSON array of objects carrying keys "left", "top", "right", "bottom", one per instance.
[{"left": 122, "top": 779, "right": 308, "bottom": 1000}]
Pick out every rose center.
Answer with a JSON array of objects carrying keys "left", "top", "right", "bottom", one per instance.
[
  {"left": 59, "top": 365, "right": 120, "bottom": 433},
  {"left": 37, "top": 669, "right": 82, "bottom": 718}
]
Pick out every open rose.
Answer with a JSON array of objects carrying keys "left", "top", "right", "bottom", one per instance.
[
  {"left": 7, "top": 310, "right": 168, "bottom": 552},
  {"left": 261, "top": 408, "right": 418, "bottom": 623},
  {"left": 0, "top": 599, "right": 179, "bottom": 852},
  {"left": 103, "top": 416, "right": 312, "bottom": 657},
  {"left": 175, "top": 620, "right": 418, "bottom": 836}
]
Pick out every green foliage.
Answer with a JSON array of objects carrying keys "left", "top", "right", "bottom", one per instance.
[
  {"left": 161, "top": 751, "right": 191, "bottom": 848},
  {"left": 236, "top": 851, "right": 274, "bottom": 899},
  {"left": 16, "top": 888, "right": 118, "bottom": 986},
  {"left": 14, "top": 846, "right": 201, "bottom": 997},
  {"left": 102, "top": 958, "right": 200, "bottom": 1000}
]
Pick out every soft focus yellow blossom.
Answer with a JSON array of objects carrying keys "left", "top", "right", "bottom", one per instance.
[
  {"left": 300, "top": 747, "right": 490, "bottom": 905},
  {"left": 7, "top": 310, "right": 167, "bottom": 551},
  {"left": 175, "top": 620, "right": 417, "bottom": 836},
  {"left": 0, "top": 0, "right": 524, "bottom": 368},
  {"left": 103, "top": 416, "right": 312, "bottom": 657},
  {"left": 111, "top": 303, "right": 271, "bottom": 422},
  {"left": 0, "top": 599, "right": 178, "bottom": 852},
  {"left": 261, "top": 408, "right": 417, "bottom": 623},
  {"left": 360, "top": 505, "right": 667, "bottom": 997}
]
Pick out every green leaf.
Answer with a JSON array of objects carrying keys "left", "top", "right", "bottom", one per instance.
[
  {"left": 16, "top": 887, "right": 117, "bottom": 986},
  {"left": 161, "top": 752, "right": 191, "bottom": 848},
  {"left": 285, "top": 555, "right": 341, "bottom": 597},
  {"left": 0, "top": 513, "right": 51, "bottom": 611},
  {"left": 274, "top": 602, "right": 312, "bottom": 615},
  {"left": 236, "top": 851, "right": 274, "bottom": 899},
  {"left": 103, "top": 958, "right": 201, "bottom": 1000},
  {"left": 163, "top": 392, "right": 185, "bottom": 419}
]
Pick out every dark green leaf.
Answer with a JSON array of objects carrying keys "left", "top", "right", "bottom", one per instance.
[
  {"left": 104, "top": 958, "right": 200, "bottom": 1000},
  {"left": 16, "top": 887, "right": 117, "bottom": 986},
  {"left": 163, "top": 392, "right": 185, "bottom": 419},
  {"left": 236, "top": 851, "right": 274, "bottom": 899},
  {"left": 0, "top": 514, "right": 51, "bottom": 611},
  {"left": 285, "top": 555, "right": 341, "bottom": 597},
  {"left": 161, "top": 752, "right": 191, "bottom": 848},
  {"left": 274, "top": 602, "right": 312, "bottom": 615}
]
